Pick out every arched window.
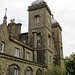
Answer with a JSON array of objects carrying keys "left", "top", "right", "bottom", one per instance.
[
  {"left": 14, "top": 68, "right": 18, "bottom": 75},
  {"left": 36, "top": 69, "right": 42, "bottom": 75},
  {"left": 7, "top": 64, "right": 20, "bottom": 75},
  {"left": 25, "top": 67, "right": 33, "bottom": 75}
]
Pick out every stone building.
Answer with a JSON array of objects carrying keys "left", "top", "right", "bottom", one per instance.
[{"left": 0, "top": 0, "right": 64, "bottom": 75}]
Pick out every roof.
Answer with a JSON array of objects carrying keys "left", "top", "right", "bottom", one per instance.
[
  {"left": 52, "top": 22, "right": 62, "bottom": 31},
  {"left": 31, "top": 0, "right": 44, "bottom": 5},
  {"left": 0, "top": 24, "right": 4, "bottom": 32}
]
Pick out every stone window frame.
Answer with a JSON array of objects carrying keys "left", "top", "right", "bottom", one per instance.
[
  {"left": 35, "top": 15, "right": 40, "bottom": 23},
  {"left": 26, "top": 52, "right": 30, "bottom": 60},
  {"left": 15, "top": 47, "right": 20, "bottom": 57},
  {"left": 37, "top": 33, "right": 41, "bottom": 46},
  {"left": 25, "top": 67, "right": 33, "bottom": 75}
]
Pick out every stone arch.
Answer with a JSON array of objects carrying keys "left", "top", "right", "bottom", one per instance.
[
  {"left": 0, "top": 65, "right": 2, "bottom": 75},
  {"left": 6, "top": 63, "right": 21, "bottom": 75},
  {"left": 36, "top": 68, "right": 42, "bottom": 75},
  {"left": 25, "top": 66, "right": 33, "bottom": 75}
]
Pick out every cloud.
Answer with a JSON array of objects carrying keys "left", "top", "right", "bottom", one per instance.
[{"left": 0, "top": 0, "right": 75, "bottom": 57}]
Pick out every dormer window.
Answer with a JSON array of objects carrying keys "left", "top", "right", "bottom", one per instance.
[{"left": 35, "top": 15, "right": 40, "bottom": 23}]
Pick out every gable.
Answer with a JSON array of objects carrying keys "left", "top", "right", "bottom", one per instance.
[{"left": 0, "top": 24, "right": 9, "bottom": 42}]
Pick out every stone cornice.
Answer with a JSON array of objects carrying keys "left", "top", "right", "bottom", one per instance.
[
  {"left": 9, "top": 36, "right": 33, "bottom": 51},
  {"left": 28, "top": 2, "right": 51, "bottom": 15},
  {"left": 0, "top": 52, "right": 43, "bottom": 67},
  {"left": 52, "top": 22, "right": 62, "bottom": 31}
]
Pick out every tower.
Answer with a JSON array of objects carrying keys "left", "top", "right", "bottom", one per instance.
[
  {"left": 3, "top": 8, "right": 7, "bottom": 25},
  {"left": 28, "top": 0, "right": 53, "bottom": 68},
  {"left": 51, "top": 17, "right": 64, "bottom": 67}
]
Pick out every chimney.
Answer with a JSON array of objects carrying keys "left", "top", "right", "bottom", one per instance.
[
  {"left": 13, "top": 19, "right": 15, "bottom": 23},
  {"left": 10, "top": 19, "right": 15, "bottom": 23},
  {"left": 8, "top": 19, "right": 22, "bottom": 38}
]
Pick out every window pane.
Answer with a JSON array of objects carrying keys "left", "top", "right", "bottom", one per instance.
[
  {"left": 27, "top": 52, "right": 30, "bottom": 60},
  {"left": 0, "top": 42, "right": 4, "bottom": 52},
  {"left": 15, "top": 48, "right": 19, "bottom": 57},
  {"left": 36, "top": 16, "right": 39, "bottom": 23},
  {"left": 14, "top": 69, "right": 18, "bottom": 75},
  {"left": 37, "top": 34, "right": 40, "bottom": 45},
  {"left": 26, "top": 70, "right": 31, "bottom": 75}
]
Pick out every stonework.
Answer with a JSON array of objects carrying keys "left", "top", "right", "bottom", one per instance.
[{"left": 0, "top": 1, "right": 64, "bottom": 75}]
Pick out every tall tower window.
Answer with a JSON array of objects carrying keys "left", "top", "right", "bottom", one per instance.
[
  {"left": 37, "top": 34, "right": 41, "bottom": 45},
  {"left": 48, "top": 35, "right": 51, "bottom": 46},
  {"left": 35, "top": 15, "right": 40, "bottom": 23},
  {"left": 0, "top": 42, "right": 5, "bottom": 52}
]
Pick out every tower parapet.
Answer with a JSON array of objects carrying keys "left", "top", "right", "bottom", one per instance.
[{"left": 28, "top": 1, "right": 51, "bottom": 15}]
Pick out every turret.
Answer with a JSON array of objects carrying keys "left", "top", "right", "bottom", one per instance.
[{"left": 51, "top": 16, "right": 64, "bottom": 66}]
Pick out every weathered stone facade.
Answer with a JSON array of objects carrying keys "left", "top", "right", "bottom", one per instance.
[{"left": 0, "top": 1, "right": 64, "bottom": 75}]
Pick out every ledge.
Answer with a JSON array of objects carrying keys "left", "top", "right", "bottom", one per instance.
[
  {"left": 0, "top": 52, "right": 44, "bottom": 67},
  {"left": 28, "top": 2, "right": 51, "bottom": 15}
]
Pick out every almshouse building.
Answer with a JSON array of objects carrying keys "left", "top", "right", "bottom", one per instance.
[{"left": 0, "top": 0, "right": 64, "bottom": 75}]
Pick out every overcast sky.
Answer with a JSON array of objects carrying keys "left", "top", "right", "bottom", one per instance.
[{"left": 0, "top": 0, "right": 75, "bottom": 58}]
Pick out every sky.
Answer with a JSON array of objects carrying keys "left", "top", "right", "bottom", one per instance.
[{"left": 0, "top": 0, "right": 75, "bottom": 58}]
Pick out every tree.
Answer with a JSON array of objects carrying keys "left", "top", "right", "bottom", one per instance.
[
  {"left": 47, "top": 66, "right": 66, "bottom": 75},
  {"left": 65, "top": 53, "right": 75, "bottom": 75}
]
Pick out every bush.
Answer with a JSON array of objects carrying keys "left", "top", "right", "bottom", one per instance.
[
  {"left": 47, "top": 66, "right": 66, "bottom": 75},
  {"left": 65, "top": 53, "right": 75, "bottom": 75}
]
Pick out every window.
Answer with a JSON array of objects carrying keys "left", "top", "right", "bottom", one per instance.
[
  {"left": 55, "top": 48, "right": 57, "bottom": 55},
  {"left": 48, "top": 35, "right": 51, "bottom": 46},
  {"left": 0, "top": 42, "right": 4, "bottom": 52},
  {"left": 26, "top": 70, "right": 31, "bottom": 75},
  {"left": 27, "top": 52, "right": 30, "bottom": 60},
  {"left": 47, "top": 18, "right": 50, "bottom": 23},
  {"left": 50, "top": 56, "right": 51, "bottom": 62},
  {"left": 37, "top": 34, "right": 41, "bottom": 45},
  {"left": 23, "top": 48, "right": 25, "bottom": 59},
  {"left": 35, "top": 15, "right": 40, "bottom": 23},
  {"left": 15, "top": 48, "right": 19, "bottom": 57},
  {"left": 14, "top": 68, "right": 18, "bottom": 75}
]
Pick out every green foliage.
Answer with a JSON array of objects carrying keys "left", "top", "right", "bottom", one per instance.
[
  {"left": 47, "top": 66, "right": 66, "bottom": 75},
  {"left": 36, "top": 69, "right": 42, "bottom": 75},
  {"left": 65, "top": 53, "right": 75, "bottom": 75}
]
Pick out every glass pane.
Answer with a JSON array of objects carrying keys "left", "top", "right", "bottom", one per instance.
[
  {"left": 14, "top": 69, "right": 18, "bottom": 75},
  {"left": 15, "top": 48, "right": 19, "bottom": 57},
  {"left": 1, "top": 42, "right": 4, "bottom": 52},
  {"left": 26, "top": 70, "right": 30, "bottom": 75}
]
